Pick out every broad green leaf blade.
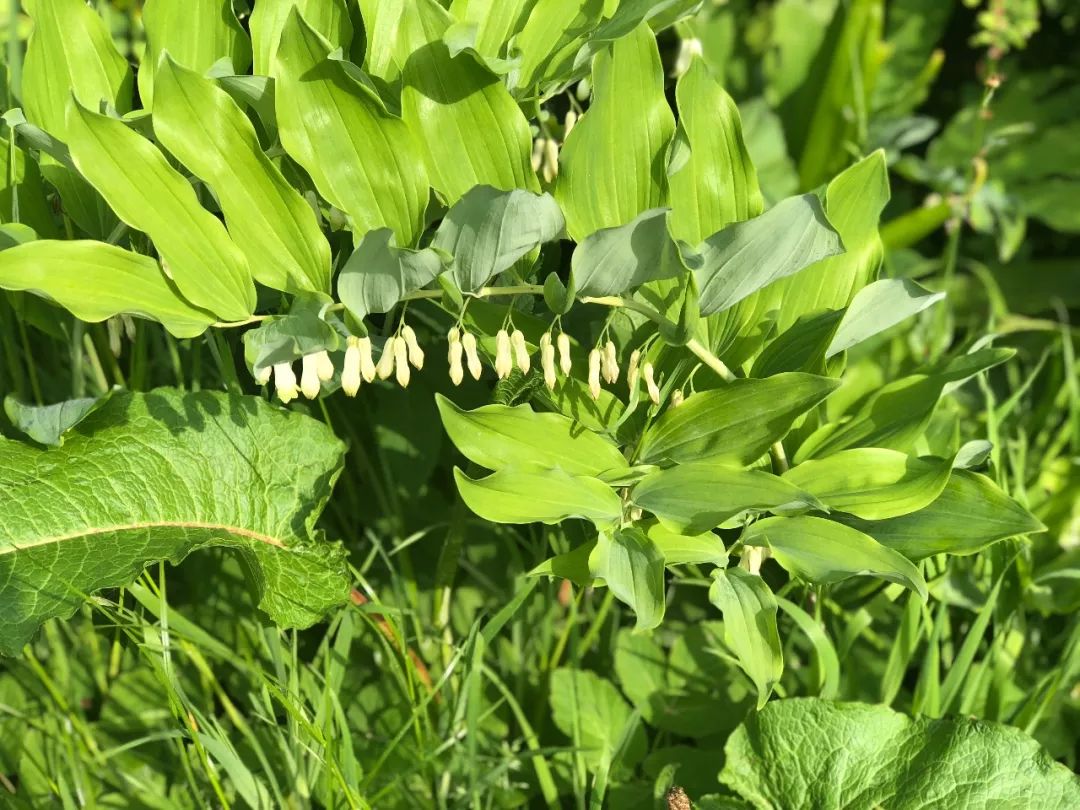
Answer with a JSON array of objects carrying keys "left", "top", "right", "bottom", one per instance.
[
  {"left": 638, "top": 373, "right": 838, "bottom": 466},
  {"left": 550, "top": 668, "right": 647, "bottom": 770},
  {"left": 751, "top": 310, "right": 843, "bottom": 378},
  {"left": 844, "top": 470, "right": 1046, "bottom": 560},
  {"left": 0, "top": 389, "right": 350, "bottom": 657},
  {"left": 709, "top": 568, "right": 783, "bottom": 709},
  {"left": 400, "top": 0, "right": 539, "bottom": 203},
  {"left": 453, "top": 467, "right": 622, "bottom": 528},
  {"left": 644, "top": 522, "right": 727, "bottom": 566},
  {"left": 691, "top": 193, "right": 844, "bottom": 316},
  {"left": 64, "top": 102, "right": 255, "bottom": 321},
  {"left": 556, "top": 22, "right": 675, "bottom": 239},
  {"left": 772, "top": 151, "right": 890, "bottom": 333},
  {"left": 0, "top": 241, "right": 215, "bottom": 338},
  {"left": 445, "top": 0, "right": 533, "bottom": 61},
  {"left": 432, "top": 185, "right": 564, "bottom": 292},
  {"left": 527, "top": 538, "right": 597, "bottom": 587},
  {"left": 721, "top": 698, "right": 1080, "bottom": 809},
  {"left": 153, "top": 58, "right": 332, "bottom": 295},
  {"left": 250, "top": 0, "right": 353, "bottom": 76},
  {"left": 589, "top": 527, "right": 666, "bottom": 630},
  {"left": 668, "top": 58, "right": 763, "bottom": 244},
  {"left": 138, "top": 0, "right": 252, "bottom": 108},
  {"left": 3, "top": 394, "right": 108, "bottom": 447},
  {"left": 782, "top": 448, "right": 952, "bottom": 520},
  {"left": 436, "top": 394, "right": 628, "bottom": 475},
  {"left": 243, "top": 302, "right": 340, "bottom": 373},
  {"left": 21, "top": 0, "right": 132, "bottom": 138},
  {"left": 275, "top": 10, "right": 429, "bottom": 246},
  {"left": 632, "top": 462, "right": 821, "bottom": 534},
  {"left": 569, "top": 208, "right": 683, "bottom": 298},
  {"left": 743, "top": 516, "right": 928, "bottom": 600},
  {"left": 338, "top": 229, "right": 444, "bottom": 319},
  {"left": 510, "top": 0, "right": 604, "bottom": 92},
  {"left": 826, "top": 278, "right": 945, "bottom": 358}
]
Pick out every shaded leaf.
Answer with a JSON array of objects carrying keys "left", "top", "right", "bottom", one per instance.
[
  {"left": 569, "top": 208, "right": 683, "bottom": 298},
  {"left": 590, "top": 527, "right": 666, "bottom": 630},
  {"left": 4, "top": 394, "right": 109, "bottom": 447},
  {"left": 826, "top": 278, "right": 945, "bottom": 358},
  {"left": 644, "top": 522, "right": 727, "bottom": 566},
  {"left": 550, "top": 668, "right": 647, "bottom": 770},
  {"left": 338, "top": 229, "right": 444, "bottom": 319}
]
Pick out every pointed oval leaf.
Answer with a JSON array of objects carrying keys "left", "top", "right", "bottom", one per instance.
[
  {"left": 569, "top": 208, "right": 684, "bottom": 298},
  {"left": 454, "top": 467, "right": 622, "bottom": 528},
  {"left": 708, "top": 568, "right": 783, "bottom": 709},
  {"left": 645, "top": 522, "right": 727, "bottom": 567},
  {"left": 64, "top": 102, "right": 255, "bottom": 321},
  {"left": 0, "top": 240, "right": 215, "bottom": 338},
  {"left": 338, "top": 228, "right": 444, "bottom": 318},
  {"left": 589, "top": 527, "right": 666, "bottom": 630},
  {"left": 250, "top": 0, "right": 353, "bottom": 76},
  {"left": 0, "top": 389, "right": 350, "bottom": 657},
  {"left": 154, "top": 57, "right": 332, "bottom": 294},
  {"left": 826, "top": 278, "right": 945, "bottom": 358}
]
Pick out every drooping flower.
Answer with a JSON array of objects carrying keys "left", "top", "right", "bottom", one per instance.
[
  {"left": 447, "top": 327, "right": 464, "bottom": 386},
  {"left": 273, "top": 361, "right": 299, "bottom": 404},
  {"left": 401, "top": 324, "right": 425, "bottom": 369},
  {"left": 495, "top": 329, "right": 513, "bottom": 379},
  {"left": 588, "top": 348, "right": 602, "bottom": 400},
  {"left": 342, "top": 337, "right": 362, "bottom": 397},
  {"left": 540, "top": 332, "right": 557, "bottom": 390},
  {"left": 358, "top": 336, "right": 377, "bottom": 383},
  {"left": 395, "top": 336, "right": 411, "bottom": 387},
  {"left": 511, "top": 329, "right": 531, "bottom": 373},
  {"left": 376, "top": 338, "right": 396, "bottom": 380},
  {"left": 627, "top": 349, "right": 641, "bottom": 390},
  {"left": 254, "top": 364, "right": 271, "bottom": 385},
  {"left": 643, "top": 362, "right": 661, "bottom": 405},
  {"left": 315, "top": 350, "right": 335, "bottom": 381},
  {"left": 543, "top": 139, "right": 560, "bottom": 183},
  {"left": 300, "top": 353, "right": 322, "bottom": 399},
  {"left": 462, "top": 331, "right": 483, "bottom": 380},
  {"left": 602, "top": 340, "right": 619, "bottom": 384},
  {"left": 557, "top": 332, "right": 572, "bottom": 375},
  {"left": 564, "top": 110, "right": 578, "bottom": 136}
]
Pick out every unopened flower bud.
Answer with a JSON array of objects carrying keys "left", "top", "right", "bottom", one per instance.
[
  {"left": 557, "top": 332, "right": 572, "bottom": 375},
  {"left": 543, "top": 138, "right": 559, "bottom": 183},
  {"left": 540, "top": 332, "right": 556, "bottom": 390},
  {"left": 342, "top": 337, "right": 362, "bottom": 396},
  {"left": 588, "top": 348, "right": 602, "bottom": 400},
  {"left": 449, "top": 338, "right": 464, "bottom": 385},
  {"left": 511, "top": 329, "right": 530, "bottom": 373},
  {"left": 358, "top": 337, "right": 376, "bottom": 382},
  {"left": 394, "top": 336, "right": 410, "bottom": 387},
  {"left": 401, "top": 324, "right": 424, "bottom": 369},
  {"left": 602, "top": 340, "right": 618, "bottom": 384},
  {"left": 671, "top": 388, "right": 685, "bottom": 407},
  {"left": 531, "top": 137, "right": 545, "bottom": 173},
  {"left": 462, "top": 331, "right": 483, "bottom": 380},
  {"left": 495, "top": 329, "right": 513, "bottom": 379},
  {"left": 301, "top": 353, "right": 322, "bottom": 399},
  {"left": 627, "top": 349, "right": 641, "bottom": 390},
  {"left": 376, "top": 338, "right": 396, "bottom": 380},
  {"left": 274, "top": 361, "right": 298, "bottom": 403},
  {"left": 643, "top": 362, "right": 660, "bottom": 405},
  {"left": 564, "top": 110, "right": 578, "bottom": 136},
  {"left": 314, "top": 349, "right": 335, "bottom": 381},
  {"left": 254, "top": 365, "right": 271, "bottom": 385}
]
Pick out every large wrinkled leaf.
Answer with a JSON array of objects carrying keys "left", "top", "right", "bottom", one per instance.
[
  {"left": 742, "top": 516, "right": 928, "bottom": 600},
  {"left": 844, "top": 470, "right": 1046, "bottom": 560},
  {"left": 556, "top": 22, "right": 675, "bottom": 239},
  {"left": 550, "top": 668, "right": 647, "bottom": 770},
  {"left": 590, "top": 527, "right": 666, "bottom": 630},
  {"left": 64, "top": 102, "right": 255, "bottom": 321},
  {"left": 432, "top": 186, "right": 564, "bottom": 291},
  {"left": 690, "top": 193, "right": 844, "bottom": 316},
  {"left": 721, "top": 698, "right": 1080, "bottom": 809},
  {"left": 0, "top": 389, "right": 350, "bottom": 657},
  {"left": 337, "top": 229, "right": 444, "bottom": 319},
  {"left": 638, "top": 373, "right": 838, "bottom": 465},
  {"left": 632, "top": 462, "right": 820, "bottom": 534},
  {"left": 568, "top": 208, "right": 683, "bottom": 298},
  {"left": 668, "top": 58, "right": 763, "bottom": 244},
  {"left": 709, "top": 568, "right": 783, "bottom": 709},
  {"left": 453, "top": 467, "right": 621, "bottom": 528},
  {"left": 0, "top": 241, "right": 214, "bottom": 338},
  {"left": 826, "top": 278, "right": 945, "bottom": 358},
  {"left": 250, "top": 0, "right": 353, "bottom": 76},
  {"left": 275, "top": 10, "right": 429, "bottom": 246},
  {"left": 782, "top": 448, "right": 952, "bottom": 520},
  {"left": 154, "top": 57, "right": 332, "bottom": 294},
  {"left": 138, "top": 0, "right": 252, "bottom": 107},
  {"left": 437, "top": 395, "right": 628, "bottom": 476},
  {"left": 400, "top": 0, "right": 538, "bottom": 203}
]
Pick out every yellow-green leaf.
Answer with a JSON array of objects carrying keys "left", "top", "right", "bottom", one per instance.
[{"left": 250, "top": 0, "right": 353, "bottom": 76}]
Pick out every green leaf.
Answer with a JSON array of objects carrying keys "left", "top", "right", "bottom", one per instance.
[
  {"left": 454, "top": 467, "right": 622, "bottom": 528},
  {"left": 843, "top": 470, "right": 1046, "bottom": 560},
  {"left": 775, "top": 598, "right": 840, "bottom": 700},
  {"left": 826, "top": 278, "right": 945, "bottom": 358},
  {"left": 589, "top": 527, "right": 666, "bottom": 630},
  {"left": 527, "top": 538, "right": 597, "bottom": 587},
  {"left": 153, "top": 57, "right": 332, "bottom": 294},
  {"left": 243, "top": 295, "right": 340, "bottom": 372},
  {"left": 400, "top": 0, "right": 539, "bottom": 203},
  {"left": 250, "top": 0, "right": 353, "bottom": 76},
  {"left": 772, "top": 151, "right": 890, "bottom": 334},
  {"left": 64, "top": 101, "right": 255, "bottom": 322},
  {"left": 444, "top": 0, "right": 534, "bottom": 66},
  {"left": 690, "top": 193, "right": 844, "bottom": 317},
  {"left": 275, "top": 10, "right": 429, "bottom": 246},
  {"left": 782, "top": 448, "right": 952, "bottom": 520},
  {"left": 708, "top": 567, "right": 783, "bottom": 709},
  {"left": 550, "top": 668, "right": 647, "bottom": 770},
  {"left": 338, "top": 229, "right": 444, "bottom": 319},
  {"left": 0, "top": 389, "right": 350, "bottom": 657},
  {"left": 638, "top": 373, "right": 838, "bottom": 466},
  {"left": 0, "top": 138, "right": 57, "bottom": 239},
  {"left": 644, "top": 522, "right": 727, "bottom": 566},
  {"left": 432, "top": 185, "right": 564, "bottom": 292},
  {"left": 0, "top": 240, "right": 215, "bottom": 338},
  {"left": 509, "top": 0, "right": 604, "bottom": 92},
  {"left": 632, "top": 462, "right": 821, "bottom": 534},
  {"left": 668, "top": 58, "right": 763, "bottom": 244},
  {"left": 568, "top": 208, "right": 683, "bottom": 298},
  {"left": 751, "top": 310, "right": 843, "bottom": 378},
  {"left": 138, "top": 0, "right": 252, "bottom": 108},
  {"left": 3, "top": 394, "right": 108, "bottom": 447},
  {"left": 556, "top": 22, "right": 675, "bottom": 239},
  {"left": 742, "top": 516, "right": 928, "bottom": 600},
  {"left": 721, "top": 698, "right": 1080, "bottom": 809},
  {"left": 436, "top": 394, "right": 628, "bottom": 476}
]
